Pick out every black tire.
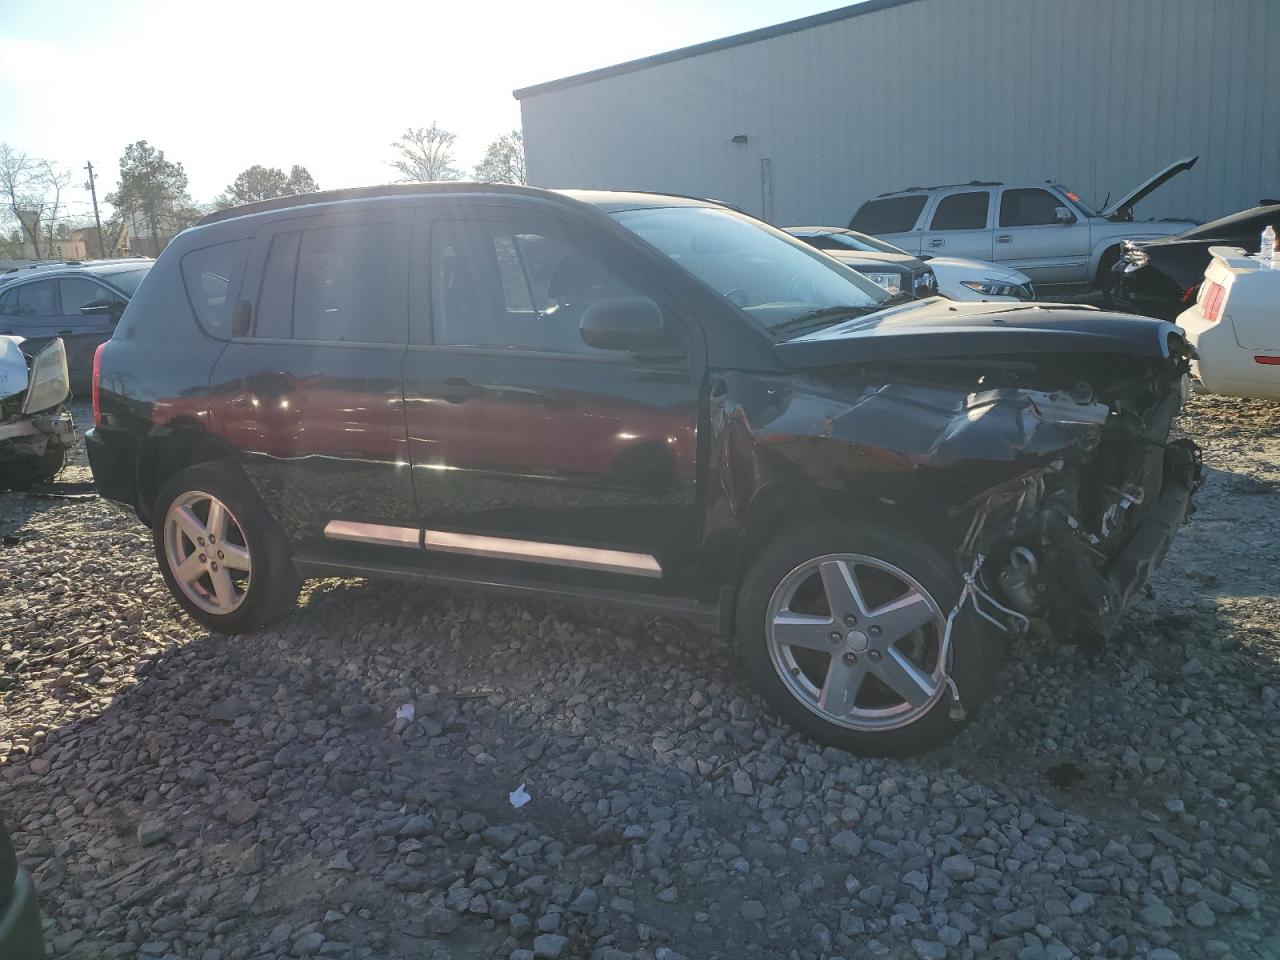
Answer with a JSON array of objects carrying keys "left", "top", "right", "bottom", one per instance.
[
  {"left": 0, "top": 441, "right": 66, "bottom": 491},
  {"left": 152, "top": 462, "right": 300, "bottom": 632},
  {"left": 1095, "top": 246, "right": 1123, "bottom": 296},
  {"left": 735, "top": 519, "right": 1002, "bottom": 757}
]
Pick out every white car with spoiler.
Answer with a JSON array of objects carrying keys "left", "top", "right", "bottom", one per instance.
[{"left": 1177, "top": 246, "right": 1280, "bottom": 401}]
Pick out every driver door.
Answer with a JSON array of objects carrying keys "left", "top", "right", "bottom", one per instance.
[{"left": 401, "top": 200, "right": 704, "bottom": 590}]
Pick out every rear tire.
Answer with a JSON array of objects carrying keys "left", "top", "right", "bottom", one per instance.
[
  {"left": 152, "top": 463, "right": 300, "bottom": 632},
  {"left": 1095, "top": 246, "right": 1123, "bottom": 297},
  {"left": 735, "top": 520, "right": 1001, "bottom": 756}
]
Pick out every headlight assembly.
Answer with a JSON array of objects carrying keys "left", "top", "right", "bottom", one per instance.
[
  {"left": 959, "top": 279, "right": 1031, "bottom": 299},
  {"left": 861, "top": 271, "right": 902, "bottom": 294},
  {"left": 21, "top": 338, "right": 70, "bottom": 414}
]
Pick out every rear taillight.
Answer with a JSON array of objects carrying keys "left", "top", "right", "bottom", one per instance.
[
  {"left": 1180, "top": 283, "right": 1200, "bottom": 303},
  {"left": 92, "top": 341, "right": 105, "bottom": 425},
  {"left": 1200, "top": 281, "right": 1226, "bottom": 323}
]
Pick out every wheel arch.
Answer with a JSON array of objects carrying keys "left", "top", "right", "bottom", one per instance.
[{"left": 135, "top": 422, "right": 243, "bottom": 524}]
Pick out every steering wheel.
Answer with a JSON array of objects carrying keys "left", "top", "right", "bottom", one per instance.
[{"left": 724, "top": 288, "right": 750, "bottom": 308}]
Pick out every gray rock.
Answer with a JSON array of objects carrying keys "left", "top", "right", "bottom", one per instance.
[
  {"left": 532, "top": 934, "right": 569, "bottom": 959},
  {"left": 137, "top": 821, "right": 170, "bottom": 847},
  {"left": 291, "top": 932, "right": 325, "bottom": 957},
  {"left": 483, "top": 825, "right": 520, "bottom": 849},
  {"left": 940, "top": 854, "right": 975, "bottom": 881},
  {"left": 1138, "top": 902, "right": 1175, "bottom": 927},
  {"left": 991, "top": 909, "right": 1036, "bottom": 937},
  {"left": 570, "top": 888, "right": 598, "bottom": 914},
  {"left": 831, "top": 830, "right": 863, "bottom": 857},
  {"left": 225, "top": 799, "right": 259, "bottom": 827},
  {"left": 911, "top": 940, "right": 946, "bottom": 960},
  {"left": 1187, "top": 901, "right": 1215, "bottom": 928},
  {"left": 740, "top": 900, "right": 767, "bottom": 921},
  {"left": 732, "top": 769, "right": 754, "bottom": 795},
  {"left": 399, "top": 815, "right": 433, "bottom": 838}
]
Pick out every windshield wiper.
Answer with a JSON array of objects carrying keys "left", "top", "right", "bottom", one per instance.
[{"left": 769, "top": 303, "right": 884, "bottom": 335}]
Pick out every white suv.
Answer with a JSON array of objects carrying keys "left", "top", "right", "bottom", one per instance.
[{"left": 850, "top": 157, "right": 1198, "bottom": 290}]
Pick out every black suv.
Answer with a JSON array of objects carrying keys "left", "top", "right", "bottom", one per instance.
[{"left": 87, "top": 184, "right": 1199, "bottom": 755}]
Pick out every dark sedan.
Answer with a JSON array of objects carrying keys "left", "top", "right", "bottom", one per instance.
[
  {"left": 785, "top": 227, "right": 937, "bottom": 299},
  {"left": 0, "top": 259, "right": 152, "bottom": 388},
  {"left": 1109, "top": 203, "right": 1279, "bottom": 319}
]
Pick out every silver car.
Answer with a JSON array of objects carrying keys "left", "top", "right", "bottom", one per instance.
[{"left": 849, "top": 157, "right": 1198, "bottom": 290}]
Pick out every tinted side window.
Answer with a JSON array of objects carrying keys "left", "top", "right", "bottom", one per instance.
[
  {"left": 181, "top": 239, "right": 250, "bottom": 337},
  {"left": 1000, "top": 189, "right": 1064, "bottom": 227},
  {"left": 850, "top": 196, "right": 927, "bottom": 234},
  {"left": 12, "top": 279, "right": 59, "bottom": 318},
  {"left": 930, "top": 192, "right": 990, "bottom": 230},
  {"left": 254, "top": 231, "right": 300, "bottom": 340},
  {"left": 60, "top": 277, "right": 117, "bottom": 313},
  {"left": 0, "top": 287, "right": 15, "bottom": 314},
  {"left": 293, "top": 223, "right": 402, "bottom": 343},
  {"left": 429, "top": 218, "right": 637, "bottom": 354}
]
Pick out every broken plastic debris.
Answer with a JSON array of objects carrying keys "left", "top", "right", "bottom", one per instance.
[
  {"left": 391, "top": 703, "right": 415, "bottom": 735},
  {"left": 509, "top": 783, "right": 531, "bottom": 808}
]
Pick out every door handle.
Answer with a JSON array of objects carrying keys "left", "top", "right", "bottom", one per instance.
[
  {"left": 928, "top": 238, "right": 944, "bottom": 247},
  {"left": 996, "top": 235, "right": 1013, "bottom": 244},
  {"left": 58, "top": 329, "right": 73, "bottom": 336},
  {"left": 438, "top": 377, "right": 484, "bottom": 404}
]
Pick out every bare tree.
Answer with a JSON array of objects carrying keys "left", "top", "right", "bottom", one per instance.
[
  {"left": 0, "top": 144, "right": 50, "bottom": 258},
  {"left": 474, "top": 131, "right": 526, "bottom": 185},
  {"left": 41, "top": 162, "right": 73, "bottom": 253},
  {"left": 389, "top": 123, "right": 461, "bottom": 182}
]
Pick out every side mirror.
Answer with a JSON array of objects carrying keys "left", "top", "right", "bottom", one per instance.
[
  {"left": 580, "top": 296, "right": 666, "bottom": 351},
  {"left": 1054, "top": 206, "right": 1076, "bottom": 224}
]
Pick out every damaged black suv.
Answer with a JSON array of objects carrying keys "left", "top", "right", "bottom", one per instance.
[{"left": 86, "top": 184, "right": 1200, "bottom": 755}]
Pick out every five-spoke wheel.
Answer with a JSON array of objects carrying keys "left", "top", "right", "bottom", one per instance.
[{"left": 737, "top": 519, "right": 999, "bottom": 756}]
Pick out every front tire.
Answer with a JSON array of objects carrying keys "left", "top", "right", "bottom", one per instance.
[
  {"left": 152, "top": 463, "right": 300, "bottom": 632},
  {"left": 736, "top": 520, "right": 1001, "bottom": 756}
]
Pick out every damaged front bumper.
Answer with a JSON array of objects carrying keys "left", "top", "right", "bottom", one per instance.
[{"left": 0, "top": 408, "right": 76, "bottom": 447}]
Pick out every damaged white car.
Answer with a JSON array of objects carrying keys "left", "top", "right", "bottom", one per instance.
[{"left": 0, "top": 336, "right": 76, "bottom": 489}]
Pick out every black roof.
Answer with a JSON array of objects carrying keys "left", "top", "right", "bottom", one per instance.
[
  {"left": 512, "top": 0, "right": 925, "bottom": 100},
  {"left": 196, "top": 182, "right": 557, "bottom": 227}
]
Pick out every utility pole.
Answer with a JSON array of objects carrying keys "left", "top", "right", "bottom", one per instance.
[{"left": 84, "top": 161, "right": 105, "bottom": 258}]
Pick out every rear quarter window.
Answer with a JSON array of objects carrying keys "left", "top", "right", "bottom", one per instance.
[
  {"left": 181, "top": 239, "right": 250, "bottom": 338},
  {"left": 850, "top": 196, "right": 927, "bottom": 235}
]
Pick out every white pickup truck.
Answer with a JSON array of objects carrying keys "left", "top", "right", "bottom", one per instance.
[{"left": 1177, "top": 246, "right": 1280, "bottom": 401}]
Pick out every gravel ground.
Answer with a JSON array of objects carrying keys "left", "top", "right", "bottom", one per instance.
[{"left": 1, "top": 396, "right": 1277, "bottom": 960}]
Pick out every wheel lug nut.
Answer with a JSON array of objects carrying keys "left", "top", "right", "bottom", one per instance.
[
  {"left": 843, "top": 614, "right": 857, "bottom": 627},
  {"left": 869, "top": 625, "right": 882, "bottom": 638},
  {"left": 198, "top": 554, "right": 206, "bottom": 562},
  {"left": 217, "top": 550, "right": 224, "bottom": 559},
  {"left": 843, "top": 652, "right": 857, "bottom": 665},
  {"left": 210, "top": 562, "right": 218, "bottom": 571},
  {"left": 868, "top": 650, "right": 882, "bottom": 661},
  {"left": 197, "top": 537, "right": 205, "bottom": 546},
  {"left": 828, "top": 631, "right": 842, "bottom": 644}
]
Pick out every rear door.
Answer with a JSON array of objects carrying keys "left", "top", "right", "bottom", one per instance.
[
  {"left": 918, "top": 190, "right": 993, "bottom": 260},
  {"left": 993, "top": 187, "right": 1091, "bottom": 283},
  {"left": 849, "top": 195, "right": 929, "bottom": 253},
  {"left": 401, "top": 199, "right": 703, "bottom": 591},
  {"left": 206, "top": 209, "right": 417, "bottom": 554},
  {"left": 0, "top": 278, "right": 60, "bottom": 339}
]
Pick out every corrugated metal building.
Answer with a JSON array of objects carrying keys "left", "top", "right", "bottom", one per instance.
[{"left": 514, "top": 0, "right": 1280, "bottom": 227}]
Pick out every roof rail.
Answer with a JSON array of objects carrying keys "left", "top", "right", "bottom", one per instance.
[
  {"left": 196, "top": 181, "right": 553, "bottom": 227},
  {"left": 878, "top": 179, "right": 1003, "bottom": 197}
]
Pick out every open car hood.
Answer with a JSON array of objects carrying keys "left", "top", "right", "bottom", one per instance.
[
  {"left": 1100, "top": 156, "right": 1198, "bottom": 220},
  {"left": 774, "top": 299, "right": 1182, "bottom": 368}
]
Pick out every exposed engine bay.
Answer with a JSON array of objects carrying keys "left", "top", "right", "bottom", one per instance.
[{"left": 0, "top": 336, "right": 76, "bottom": 489}]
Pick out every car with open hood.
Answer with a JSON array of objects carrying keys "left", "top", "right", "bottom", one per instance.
[
  {"left": 86, "top": 184, "right": 1199, "bottom": 756},
  {"left": 849, "top": 157, "right": 1199, "bottom": 290},
  {"left": 1109, "top": 202, "right": 1280, "bottom": 319}
]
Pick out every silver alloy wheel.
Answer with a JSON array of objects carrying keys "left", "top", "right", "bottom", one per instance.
[
  {"left": 765, "top": 553, "right": 948, "bottom": 731},
  {"left": 162, "top": 490, "right": 252, "bottom": 616}
]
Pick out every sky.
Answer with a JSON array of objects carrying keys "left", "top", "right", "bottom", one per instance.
[{"left": 0, "top": 0, "right": 853, "bottom": 223}]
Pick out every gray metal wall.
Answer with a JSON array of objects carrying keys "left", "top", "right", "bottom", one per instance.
[{"left": 519, "top": 0, "right": 1280, "bottom": 226}]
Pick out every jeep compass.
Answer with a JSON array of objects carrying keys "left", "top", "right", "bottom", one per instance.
[{"left": 86, "top": 184, "right": 1200, "bottom": 755}]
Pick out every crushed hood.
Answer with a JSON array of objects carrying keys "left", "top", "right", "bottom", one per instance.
[
  {"left": 0, "top": 335, "right": 29, "bottom": 402},
  {"left": 774, "top": 299, "right": 1183, "bottom": 368},
  {"left": 1100, "top": 156, "right": 1198, "bottom": 220}
]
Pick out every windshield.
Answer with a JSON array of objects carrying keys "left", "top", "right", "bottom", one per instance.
[
  {"left": 612, "top": 206, "right": 892, "bottom": 338},
  {"left": 100, "top": 266, "right": 151, "bottom": 297},
  {"left": 1058, "top": 187, "right": 1099, "bottom": 218},
  {"left": 828, "top": 229, "right": 910, "bottom": 255}
]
